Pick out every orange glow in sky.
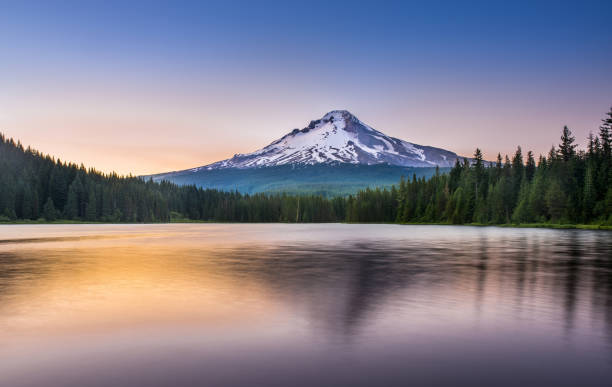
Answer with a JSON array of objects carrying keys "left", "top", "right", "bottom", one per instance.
[{"left": 1, "top": 2, "right": 610, "bottom": 175}]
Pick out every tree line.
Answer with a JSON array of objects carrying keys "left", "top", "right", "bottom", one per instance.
[
  {"left": 362, "top": 107, "right": 612, "bottom": 225},
  {"left": 1, "top": 107, "right": 610, "bottom": 225},
  {"left": 0, "top": 135, "right": 346, "bottom": 223}
]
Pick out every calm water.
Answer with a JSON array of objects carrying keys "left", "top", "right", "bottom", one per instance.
[{"left": 0, "top": 224, "right": 611, "bottom": 387}]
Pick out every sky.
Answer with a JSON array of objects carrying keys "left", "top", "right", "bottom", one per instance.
[{"left": 0, "top": 0, "right": 611, "bottom": 175}]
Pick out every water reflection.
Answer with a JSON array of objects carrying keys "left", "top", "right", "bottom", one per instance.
[
  {"left": 474, "top": 232, "right": 488, "bottom": 315},
  {"left": 0, "top": 224, "right": 611, "bottom": 386}
]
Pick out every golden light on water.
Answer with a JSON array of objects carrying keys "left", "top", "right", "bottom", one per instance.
[{"left": 0, "top": 224, "right": 611, "bottom": 386}]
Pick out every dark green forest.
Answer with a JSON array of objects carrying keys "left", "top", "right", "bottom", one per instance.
[{"left": 1, "top": 107, "right": 611, "bottom": 226}]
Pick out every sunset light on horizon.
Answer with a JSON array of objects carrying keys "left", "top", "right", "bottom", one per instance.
[{"left": 1, "top": 0, "right": 611, "bottom": 175}]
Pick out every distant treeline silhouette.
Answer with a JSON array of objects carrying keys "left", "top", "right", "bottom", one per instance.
[{"left": 1, "top": 107, "right": 611, "bottom": 225}]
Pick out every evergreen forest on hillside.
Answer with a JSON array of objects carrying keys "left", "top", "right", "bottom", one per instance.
[{"left": 1, "top": 107, "right": 611, "bottom": 226}]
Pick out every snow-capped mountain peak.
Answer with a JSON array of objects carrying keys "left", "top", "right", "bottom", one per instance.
[{"left": 197, "top": 110, "right": 463, "bottom": 171}]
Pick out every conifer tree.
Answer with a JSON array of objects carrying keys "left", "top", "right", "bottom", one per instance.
[
  {"left": 512, "top": 180, "right": 531, "bottom": 223},
  {"left": 583, "top": 163, "right": 596, "bottom": 221},
  {"left": 473, "top": 148, "right": 485, "bottom": 200},
  {"left": 559, "top": 126, "right": 577, "bottom": 162},
  {"left": 64, "top": 183, "right": 80, "bottom": 219},
  {"left": 43, "top": 197, "right": 57, "bottom": 221},
  {"left": 511, "top": 146, "right": 524, "bottom": 208},
  {"left": 86, "top": 187, "right": 97, "bottom": 221},
  {"left": 19, "top": 183, "right": 33, "bottom": 220},
  {"left": 525, "top": 151, "right": 536, "bottom": 182},
  {"left": 599, "top": 106, "right": 612, "bottom": 160},
  {"left": 546, "top": 180, "right": 567, "bottom": 221}
]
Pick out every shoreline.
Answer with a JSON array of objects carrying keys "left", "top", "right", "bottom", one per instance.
[{"left": 1, "top": 220, "right": 611, "bottom": 231}]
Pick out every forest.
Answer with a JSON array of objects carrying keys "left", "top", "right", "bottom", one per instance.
[{"left": 1, "top": 107, "right": 611, "bottom": 226}]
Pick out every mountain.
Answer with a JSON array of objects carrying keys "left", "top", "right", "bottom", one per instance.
[
  {"left": 195, "top": 110, "right": 460, "bottom": 170},
  {"left": 149, "top": 110, "right": 468, "bottom": 195}
]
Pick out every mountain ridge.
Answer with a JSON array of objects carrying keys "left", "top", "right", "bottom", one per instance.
[
  {"left": 191, "top": 110, "right": 464, "bottom": 171},
  {"left": 149, "top": 110, "right": 472, "bottom": 195}
]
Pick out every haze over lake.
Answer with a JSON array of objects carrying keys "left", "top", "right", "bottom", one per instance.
[{"left": 0, "top": 224, "right": 611, "bottom": 387}]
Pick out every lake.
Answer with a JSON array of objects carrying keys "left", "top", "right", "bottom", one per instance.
[{"left": 0, "top": 224, "right": 611, "bottom": 386}]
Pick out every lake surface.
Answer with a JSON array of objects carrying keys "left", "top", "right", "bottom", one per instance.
[{"left": 0, "top": 224, "right": 611, "bottom": 386}]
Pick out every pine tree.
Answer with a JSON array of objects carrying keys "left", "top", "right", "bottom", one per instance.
[
  {"left": 449, "top": 159, "right": 462, "bottom": 192},
  {"left": 545, "top": 180, "right": 567, "bottom": 221},
  {"left": 583, "top": 163, "right": 596, "bottom": 221},
  {"left": 512, "top": 180, "right": 531, "bottom": 223},
  {"left": 19, "top": 183, "right": 33, "bottom": 220},
  {"left": 599, "top": 106, "right": 612, "bottom": 160},
  {"left": 450, "top": 187, "right": 464, "bottom": 224},
  {"left": 527, "top": 170, "right": 547, "bottom": 222},
  {"left": 488, "top": 180, "right": 506, "bottom": 223},
  {"left": 504, "top": 155, "right": 512, "bottom": 175},
  {"left": 511, "top": 146, "right": 524, "bottom": 208},
  {"left": 587, "top": 132, "right": 596, "bottom": 157},
  {"left": 473, "top": 148, "right": 485, "bottom": 200},
  {"left": 64, "top": 182, "right": 80, "bottom": 219},
  {"left": 525, "top": 151, "right": 536, "bottom": 182},
  {"left": 43, "top": 197, "right": 57, "bottom": 221},
  {"left": 597, "top": 107, "right": 612, "bottom": 206},
  {"left": 49, "top": 166, "right": 68, "bottom": 212},
  {"left": 85, "top": 186, "right": 97, "bottom": 221},
  {"left": 558, "top": 126, "right": 577, "bottom": 162},
  {"left": 494, "top": 153, "right": 503, "bottom": 181}
]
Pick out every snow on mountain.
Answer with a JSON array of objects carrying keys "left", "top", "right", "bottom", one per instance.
[{"left": 194, "top": 110, "right": 464, "bottom": 171}]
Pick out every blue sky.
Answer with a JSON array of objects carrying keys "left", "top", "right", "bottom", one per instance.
[{"left": 1, "top": 0, "right": 611, "bottom": 174}]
